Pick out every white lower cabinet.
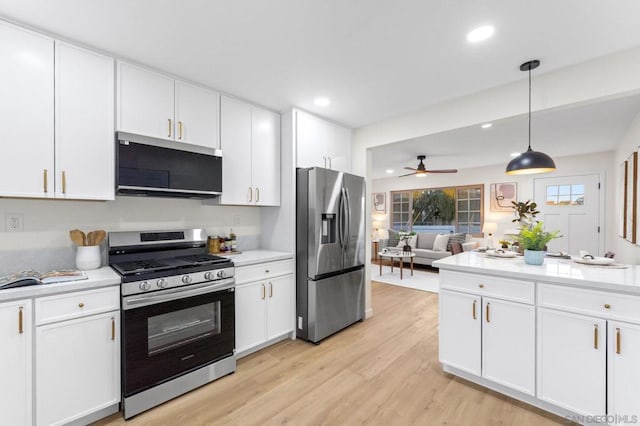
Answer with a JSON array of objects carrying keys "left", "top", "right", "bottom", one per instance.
[
  {"left": 608, "top": 321, "right": 640, "bottom": 417},
  {"left": 439, "top": 289, "right": 535, "bottom": 395},
  {"left": 35, "top": 287, "right": 120, "bottom": 426},
  {"left": 0, "top": 299, "right": 32, "bottom": 426},
  {"left": 537, "top": 308, "right": 606, "bottom": 415},
  {"left": 235, "top": 260, "right": 294, "bottom": 355}
]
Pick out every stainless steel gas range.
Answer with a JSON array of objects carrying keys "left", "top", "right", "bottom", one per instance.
[{"left": 108, "top": 229, "right": 236, "bottom": 419}]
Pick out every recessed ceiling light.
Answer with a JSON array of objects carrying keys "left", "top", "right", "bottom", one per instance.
[
  {"left": 314, "top": 97, "right": 330, "bottom": 107},
  {"left": 466, "top": 25, "right": 495, "bottom": 43},
  {"left": 481, "top": 123, "right": 492, "bottom": 129},
  {"left": 385, "top": 169, "right": 394, "bottom": 174},
  {"left": 510, "top": 152, "right": 521, "bottom": 157}
]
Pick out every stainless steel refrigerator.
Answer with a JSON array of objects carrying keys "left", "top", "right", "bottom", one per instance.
[{"left": 296, "top": 167, "right": 366, "bottom": 343}]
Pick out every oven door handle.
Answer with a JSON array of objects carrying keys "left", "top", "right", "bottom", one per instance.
[{"left": 123, "top": 279, "right": 235, "bottom": 310}]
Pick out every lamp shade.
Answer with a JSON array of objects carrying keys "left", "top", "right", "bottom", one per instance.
[
  {"left": 374, "top": 228, "right": 389, "bottom": 240},
  {"left": 482, "top": 222, "right": 498, "bottom": 235},
  {"left": 505, "top": 147, "right": 556, "bottom": 175}
]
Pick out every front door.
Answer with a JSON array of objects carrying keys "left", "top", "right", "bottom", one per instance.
[{"left": 533, "top": 174, "right": 601, "bottom": 255}]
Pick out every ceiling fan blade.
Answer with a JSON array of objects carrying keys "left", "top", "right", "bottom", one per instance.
[
  {"left": 424, "top": 169, "right": 458, "bottom": 174},
  {"left": 398, "top": 172, "right": 416, "bottom": 177},
  {"left": 403, "top": 167, "right": 417, "bottom": 171}
]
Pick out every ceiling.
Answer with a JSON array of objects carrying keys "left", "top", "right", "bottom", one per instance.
[
  {"left": 370, "top": 94, "right": 640, "bottom": 179},
  {"left": 1, "top": 1, "right": 640, "bottom": 127}
]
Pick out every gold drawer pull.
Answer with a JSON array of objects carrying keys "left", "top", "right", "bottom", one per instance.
[
  {"left": 269, "top": 282, "right": 273, "bottom": 298},
  {"left": 604, "top": 304, "right": 611, "bottom": 309},
  {"left": 485, "top": 303, "right": 490, "bottom": 323},
  {"left": 18, "top": 306, "right": 24, "bottom": 334},
  {"left": 178, "top": 121, "right": 183, "bottom": 140},
  {"left": 248, "top": 187, "right": 252, "bottom": 202},
  {"left": 78, "top": 302, "right": 85, "bottom": 308},
  {"left": 111, "top": 317, "right": 116, "bottom": 341},
  {"left": 62, "top": 171, "right": 67, "bottom": 194},
  {"left": 472, "top": 300, "right": 477, "bottom": 320},
  {"left": 43, "top": 169, "right": 48, "bottom": 193},
  {"left": 261, "top": 283, "right": 265, "bottom": 300},
  {"left": 479, "top": 284, "right": 484, "bottom": 288},
  {"left": 168, "top": 118, "right": 172, "bottom": 138},
  {"left": 594, "top": 324, "right": 599, "bottom": 349},
  {"left": 616, "top": 328, "right": 621, "bottom": 354},
  {"left": 256, "top": 187, "right": 260, "bottom": 203}
]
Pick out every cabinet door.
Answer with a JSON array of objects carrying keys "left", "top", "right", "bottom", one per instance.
[
  {"left": 235, "top": 281, "right": 267, "bottom": 353},
  {"left": 36, "top": 312, "right": 120, "bottom": 426},
  {"left": 175, "top": 80, "right": 220, "bottom": 149},
  {"left": 117, "top": 61, "right": 175, "bottom": 140},
  {"left": 266, "top": 274, "right": 293, "bottom": 339},
  {"left": 325, "top": 122, "right": 351, "bottom": 172},
  {"left": 295, "top": 110, "right": 328, "bottom": 169},
  {"left": 439, "top": 290, "right": 481, "bottom": 376},
  {"left": 55, "top": 42, "right": 114, "bottom": 200},
  {"left": 608, "top": 321, "right": 640, "bottom": 417},
  {"left": 482, "top": 298, "right": 535, "bottom": 395},
  {"left": 251, "top": 107, "right": 280, "bottom": 206},
  {"left": 219, "top": 96, "right": 252, "bottom": 205},
  {"left": 537, "top": 308, "right": 606, "bottom": 416},
  {"left": 0, "top": 21, "right": 54, "bottom": 198},
  {"left": 0, "top": 300, "right": 32, "bottom": 426}
]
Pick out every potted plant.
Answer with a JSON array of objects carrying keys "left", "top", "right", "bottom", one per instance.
[
  {"left": 515, "top": 222, "right": 561, "bottom": 265},
  {"left": 511, "top": 200, "right": 540, "bottom": 226},
  {"left": 498, "top": 239, "right": 511, "bottom": 249},
  {"left": 398, "top": 231, "right": 416, "bottom": 254}
]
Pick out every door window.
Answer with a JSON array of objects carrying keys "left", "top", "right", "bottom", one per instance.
[{"left": 546, "top": 184, "right": 585, "bottom": 206}]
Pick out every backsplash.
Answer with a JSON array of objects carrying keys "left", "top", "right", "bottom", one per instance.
[{"left": 0, "top": 196, "right": 261, "bottom": 274}]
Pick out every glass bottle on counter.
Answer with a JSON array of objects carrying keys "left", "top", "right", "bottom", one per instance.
[{"left": 229, "top": 229, "right": 237, "bottom": 252}]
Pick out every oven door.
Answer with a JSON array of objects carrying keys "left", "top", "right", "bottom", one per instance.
[{"left": 122, "top": 279, "right": 235, "bottom": 397}]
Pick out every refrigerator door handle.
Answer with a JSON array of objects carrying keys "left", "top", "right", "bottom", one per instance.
[
  {"left": 338, "top": 189, "right": 344, "bottom": 248},
  {"left": 344, "top": 187, "right": 351, "bottom": 251}
]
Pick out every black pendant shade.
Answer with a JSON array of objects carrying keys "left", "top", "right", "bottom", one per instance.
[{"left": 505, "top": 60, "right": 556, "bottom": 175}]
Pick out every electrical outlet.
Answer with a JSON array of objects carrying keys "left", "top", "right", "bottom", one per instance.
[
  {"left": 234, "top": 215, "right": 240, "bottom": 225},
  {"left": 5, "top": 213, "right": 24, "bottom": 232}
]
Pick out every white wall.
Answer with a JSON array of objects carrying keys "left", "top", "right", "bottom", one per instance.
[
  {"left": 614, "top": 111, "right": 640, "bottom": 264},
  {"left": 0, "top": 196, "right": 261, "bottom": 274},
  {"left": 372, "top": 151, "right": 615, "bottom": 253}
]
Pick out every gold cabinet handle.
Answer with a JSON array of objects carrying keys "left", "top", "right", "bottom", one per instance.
[
  {"left": 178, "top": 121, "right": 183, "bottom": 140},
  {"left": 255, "top": 187, "right": 260, "bottom": 203},
  {"left": 43, "top": 169, "right": 48, "bottom": 193},
  {"left": 62, "top": 171, "right": 67, "bottom": 194},
  {"left": 18, "top": 306, "right": 23, "bottom": 334},
  {"left": 604, "top": 304, "right": 611, "bottom": 309},
  {"left": 111, "top": 317, "right": 115, "bottom": 341},
  {"left": 479, "top": 284, "right": 484, "bottom": 288},
  {"left": 594, "top": 324, "right": 599, "bottom": 349},
  {"left": 265, "top": 270, "right": 270, "bottom": 273},
  {"left": 248, "top": 187, "right": 252, "bottom": 203},
  {"left": 168, "top": 118, "right": 172, "bottom": 138},
  {"left": 78, "top": 302, "right": 84, "bottom": 308},
  {"left": 616, "top": 327, "right": 621, "bottom": 354},
  {"left": 485, "top": 302, "right": 490, "bottom": 323},
  {"left": 472, "top": 300, "right": 477, "bottom": 320},
  {"left": 269, "top": 282, "right": 273, "bottom": 298},
  {"left": 261, "top": 283, "right": 265, "bottom": 300}
]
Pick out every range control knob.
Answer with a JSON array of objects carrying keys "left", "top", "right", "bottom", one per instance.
[
  {"left": 204, "top": 271, "right": 214, "bottom": 280},
  {"left": 156, "top": 279, "right": 168, "bottom": 289},
  {"left": 181, "top": 275, "right": 192, "bottom": 284},
  {"left": 139, "top": 281, "right": 151, "bottom": 291},
  {"left": 217, "top": 270, "right": 227, "bottom": 279}
]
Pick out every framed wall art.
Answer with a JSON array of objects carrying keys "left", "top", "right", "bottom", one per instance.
[
  {"left": 489, "top": 182, "right": 517, "bottom": 212},
  {"left": 372, "top": 192, "right": 386, "bottom": 214}
]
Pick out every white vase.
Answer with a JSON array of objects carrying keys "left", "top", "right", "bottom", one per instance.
[{"left": 76, "top": 246, "right": 101, "bottom": 270}]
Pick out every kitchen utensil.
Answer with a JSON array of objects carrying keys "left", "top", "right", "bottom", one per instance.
[
  {"left": 70, "top": 229, "right": 86, "bottom": 247},
  {"left": 92, "top": 230, "right": 107, "bottom": 245},
  {"left": 87, "top": 231, "right": 95, "bottom": 246}
]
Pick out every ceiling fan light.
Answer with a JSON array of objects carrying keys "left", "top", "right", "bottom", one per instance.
[{"left": 505, "top": 148, "right": 556, "bottom": 175}]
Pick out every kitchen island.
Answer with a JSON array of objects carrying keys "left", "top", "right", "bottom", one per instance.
[{"left": 433, "top": 252, "right": 640, "bottom": 424}]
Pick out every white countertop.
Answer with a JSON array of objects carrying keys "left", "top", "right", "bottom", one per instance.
[
  {"left": 0, "top": 267, "right": 121, "bottom": 302},
  {"left": 434, "top": 252, "right": 640, "bottom": 295},
  {"left": 222, "top": 249, "right": 294, "bottom": 267}
]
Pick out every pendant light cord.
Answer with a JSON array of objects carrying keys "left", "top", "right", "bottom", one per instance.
[{"left": 528, "top": 66, "right": 532, "bottom": 151}]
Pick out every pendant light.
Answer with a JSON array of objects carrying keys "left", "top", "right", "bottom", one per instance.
[{"left": 505, "top": 60, "right": 556, "bottom": 175}]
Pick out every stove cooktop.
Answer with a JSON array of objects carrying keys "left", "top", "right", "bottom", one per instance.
[{"left": 111, "top": 254, "right": 231, "bottom": 277}]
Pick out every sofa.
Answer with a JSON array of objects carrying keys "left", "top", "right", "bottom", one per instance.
[{"left": 379, "top": 230, "right": 482, "bottom": 266}]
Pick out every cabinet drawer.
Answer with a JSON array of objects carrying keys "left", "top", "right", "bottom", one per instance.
[
  {"left": 36, "top": 286, "right": 119, "bottom": 325},
  {"left": 538, "top": 284, "right": 640, "bottom": 323},
  {"left": 439, "top": 270, "right": 534, "bottom": 304},
  {"left": 235, "top": 259, "right": 294, "bottom": 285}
]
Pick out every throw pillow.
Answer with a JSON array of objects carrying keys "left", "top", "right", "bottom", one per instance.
[
  {"left": 387, "top": 229, "right": 400, "bottom": 247},
  {"left": 396, "top": 235, "right": 417, "bottom": 249},
  {"left": 433, "top": 234, "right": 450, "bottom": 252},
  {"left": 447, "top": 233, "right": 467, "bottom": 252},
  {"left": 417, "top": 233, "right": 437, "bottom": 250}
]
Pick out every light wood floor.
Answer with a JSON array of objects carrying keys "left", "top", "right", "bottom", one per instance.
[{"left": 95, "top": 282, "right": 566, "bottom": 426}]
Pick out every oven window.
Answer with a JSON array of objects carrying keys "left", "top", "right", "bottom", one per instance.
[{"left": 147, "top": 302, "right": 221, "bottom": 356}]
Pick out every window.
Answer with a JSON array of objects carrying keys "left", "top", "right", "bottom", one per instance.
[
  {"left": 546, "top": 184, "right": 585, "bottom": 206},
  {"left": 390, "top": 184, "right": 484, "bottom": 235}
]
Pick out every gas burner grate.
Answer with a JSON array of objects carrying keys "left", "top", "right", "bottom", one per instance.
[
  {"left": 113, "top": 260, "right": 173, "bottom": 275},
  {"left": 175, "top": 254, "right": 230, "bottom": 265}
]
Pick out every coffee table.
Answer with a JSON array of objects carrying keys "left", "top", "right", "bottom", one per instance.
[{"left": 378, "top": 251, "right": 416, "bottom": 279}]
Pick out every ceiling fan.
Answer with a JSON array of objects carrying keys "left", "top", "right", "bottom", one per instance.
[{"left": 399, "top": 155, "right": 458, "bottom": 177}]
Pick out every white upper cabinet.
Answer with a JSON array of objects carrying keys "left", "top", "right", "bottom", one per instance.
[
  {"left": 219, "top": 95, "right": 280, "bottom": 206},
  {"left": 175, "top": 81, "right": 220, "bottom": 149},
  {"left": 295, "top": 110, "right": 351, "bottom": 172},
  {"left": 55, "top": 42, "right": 114, "bottom": 200},
  {"left": 0, "top": 21, "right": 54, "bottom": 198},
  {"left": 117, "top": 61, "right": 175, "bottom": 140},
  {"left": 117, "top": 61, "right": 220, "bottom": 149}
]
